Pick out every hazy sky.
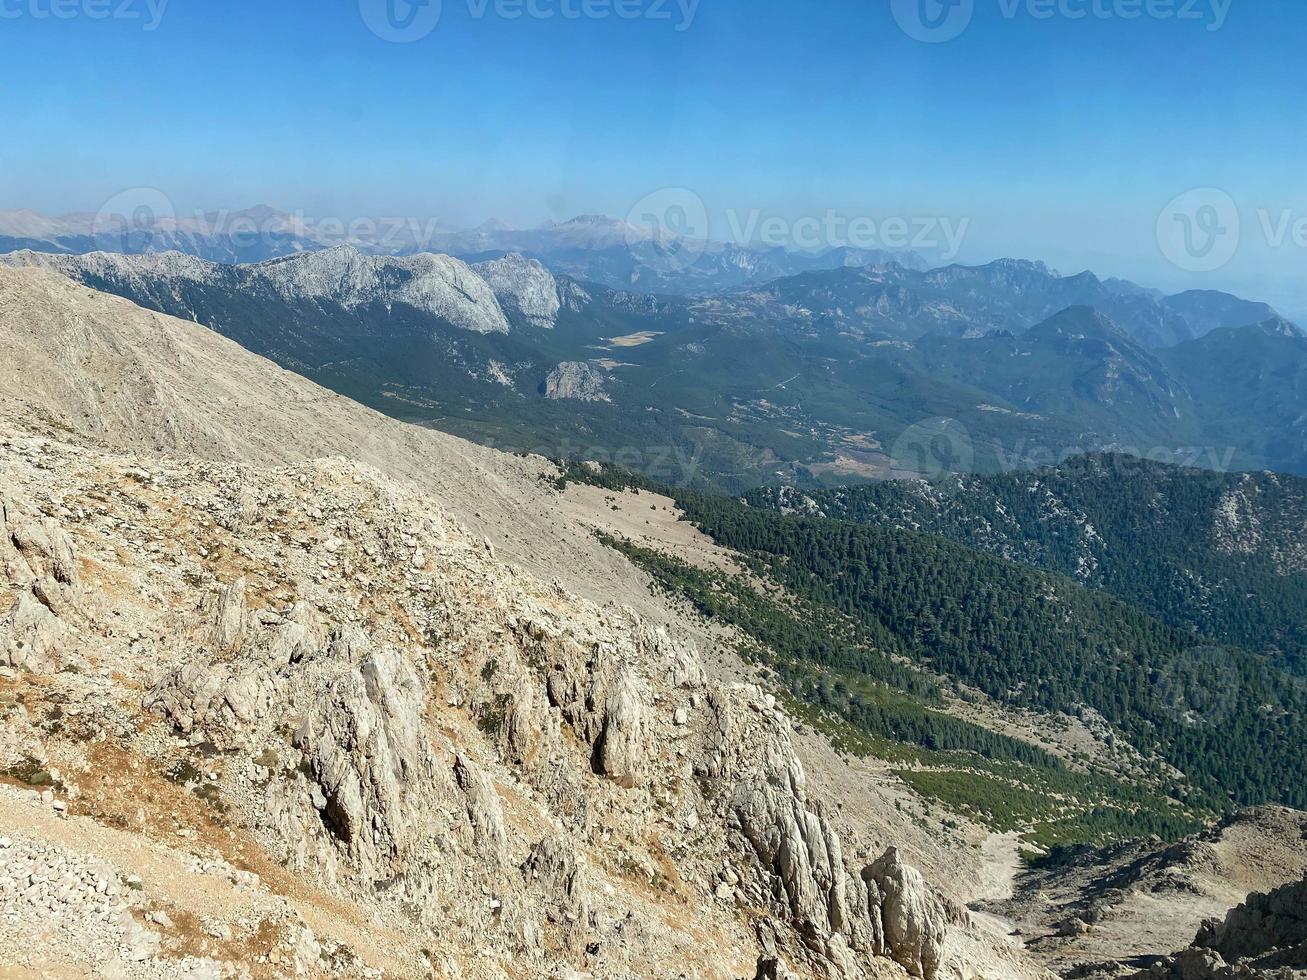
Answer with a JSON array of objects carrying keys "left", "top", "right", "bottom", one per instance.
[{"left": 3, "top": 0, "right": 1305, "bottom": 310}]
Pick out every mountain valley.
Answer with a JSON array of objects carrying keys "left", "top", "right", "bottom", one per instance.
[{"left": 3, "top": 244, "right": 1304, "bottom": 490}]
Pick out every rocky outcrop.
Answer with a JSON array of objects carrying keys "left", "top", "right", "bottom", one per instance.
[
  {"left": 866, "top": 848, "right": 948, "bottom": 980},
  {"left": 257, "top": 246, "right": 513, "bottom": 334},
  {"left": 205, "top": 576, "right": 248, "bottom": 655},
  {"left": 520, "top": 835, "right": 590, "bottom": 946},
  {"left": 454, "top": 753, "right": 508, "bottom": 858},
  {"left": 597, "top": 666, "right": 650, "bottom": 788},
  {"left": 1131, "top": 875, "right": 1307, "bottom": 978},
  {"left": 4, "top": 245, "right": 518, "bottom": 335},
  {"left": 1197, "top": 876, "right": 1307, "bottom": 964},
  {"left": 542, "top": 361, "right": 611, "bottom": 402},
  {"left": 295, "top": 647, "right": 436, "bottom": 875},
  {"left": 559, "top": 278, "right": 592, "bottom": 312},
  {"left": 8, "top": 516, "right": 80, "bottom": 595},
  {"left": 472, "top": 252, "right": 562, "bottom": 328},
  {"left": 0, "top": 590, "right": 65, "bottom": 671},
  {"left": 1, "top": 499, "right": 80, "bottom": 671},
  {"left": 717, "top": 686, "right": 954, "bottom": 979}
]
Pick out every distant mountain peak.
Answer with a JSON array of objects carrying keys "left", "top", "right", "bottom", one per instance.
[
  {"left": 986, "top": 257, "right": 1057, "bottom": 276},
  {"left": 561, "top": 213, "right": 618, "bottom": 225},
  {"left": 1026, "top": 305, "right": 1130, "bottom": 342}
]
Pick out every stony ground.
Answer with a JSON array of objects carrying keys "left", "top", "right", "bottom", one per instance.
[
  {"left": 984, "top": 808, "right": 1307, "bottom": 977},
  {"left": 0, "top": 418, "right": 1055, "bottom": 979}
]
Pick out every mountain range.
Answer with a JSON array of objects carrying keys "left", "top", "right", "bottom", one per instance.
[
  {"left": 3, "top": 244, "right": 1303, "bottom": 487},
  {"left": 0, "top": 205, "right": 933, "bottom": 294},
  {"left": 716, "top": 258, "right": 1285, "bottom": 348},
  {"left": 2, "top": 245, "right": 1296, "bottom": 491}
]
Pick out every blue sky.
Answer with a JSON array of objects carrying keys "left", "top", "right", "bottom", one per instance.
[{"left": 2, "top": 0, "right": 1305, "bottom": 309}]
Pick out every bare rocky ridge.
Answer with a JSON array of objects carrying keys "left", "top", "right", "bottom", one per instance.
[
  {"left": 0, "top": 264, "right": 1055, "bottom": 977},
  {"left": 255, "top": 247, "right": 513, "bottom": 334},
  {"left": 471, "top": 251, "right": 566, "bottom": 328},
  {"left": 1, "top": 244, "right": 577, "bottom": 338}
]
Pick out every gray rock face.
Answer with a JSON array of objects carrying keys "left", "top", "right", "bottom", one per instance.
[
  {"left": 258, "top": 246, "right": 512, "bottom": 334},
  {"left": 294, "top": 646, "right": 435, "bottom": 873},
  {"left": 559, "top": 278, "right": 592, "bottom": 312},
  {"left": 1, "top": 502, "right": 80, "bottom": 670},
  {"left": 717, "top": 686, "right": 954, "bottom": 979},
  {"left": 597, "top": 666, "right": 650, "bottom": 788},
  {"left": 498, "top": 673, "right": 558, "bottom": 767},
  {"left": 522, "top": 835, "right": 588, "bottom": 925},
  {"left": 454, "top": 753, "right": 508, "bottom": 858},
  {"left": 472, "top": 253, "right": 563, "bottom": 328},
  {"left": 4, "top": 246, "right": 516, "bottom": 335},
  {"left": 1199, "top": 875, "right": 1307, "bottom": 963},
  {"left": 542, "top": 361, "right": 611, "bottom": 402},
  {"left": 866, "top": 848, "right": 948, "bottom": 980},
  {"left": 205, "top": 576, "right": 248, "bottom": 655},
  {"left": 9, "top": 517, "right": 80, "bottom": 592},
  {"left": 731, "top": 754, "right": 864, "bottom": 967},
  {"left": 146, "top": 583, "right": 442, "bottom": 883},
  {"left": 0, "top": 590, "right": 65, "bottom": 671}
]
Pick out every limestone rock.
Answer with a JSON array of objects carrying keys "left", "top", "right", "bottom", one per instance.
[
  {"left": 866, "top": 847, "right": 948, "bottom": 980},
  {"left": 9, "top": 516, "right": 80, "bottom": 589},
  {"left": 454, "top": 753, "right": 508, "bottom": 858},
  {"left": 521, "top": 835, "right": 591, "bottom": 952},
  {"left": 295, "top": 648, "right": 435, "bottom": 876},
  {"left": 0, "top": 590, "right": 65, "bottom": 671},
  {"left": 730, "top": 750, "right": 867, "bottom": 971},
  {"left": 472, "top": 253, "right": 562, "bottom": 328},
  {"left": 542, "top": 362, "right": 610, "bottom": 402},
  {"left": 205, "top": 576, "right": 248, "bottom": 655},
  {"left": 499, "top": 678, "right": 558, "bottom": 767},
  {"left": 597, "top": 666, "right": 650, "bottom": 788}
]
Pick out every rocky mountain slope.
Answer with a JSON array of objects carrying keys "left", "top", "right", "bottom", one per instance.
[
  {"left": 1, "top": 245, "right": 573, "bottom": 335},
  {"left": 0, "top": 263, "right": 1058, "bottom": 978},
  {"left": 1159, "top": 319, "right": 1307, "bottom": 478},
  {"left": 1132, "top": 874, "right": 1307, "bottom": 979},
  {"left": 981, "top": 807, "right": 1307, "bottom": 976}
]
